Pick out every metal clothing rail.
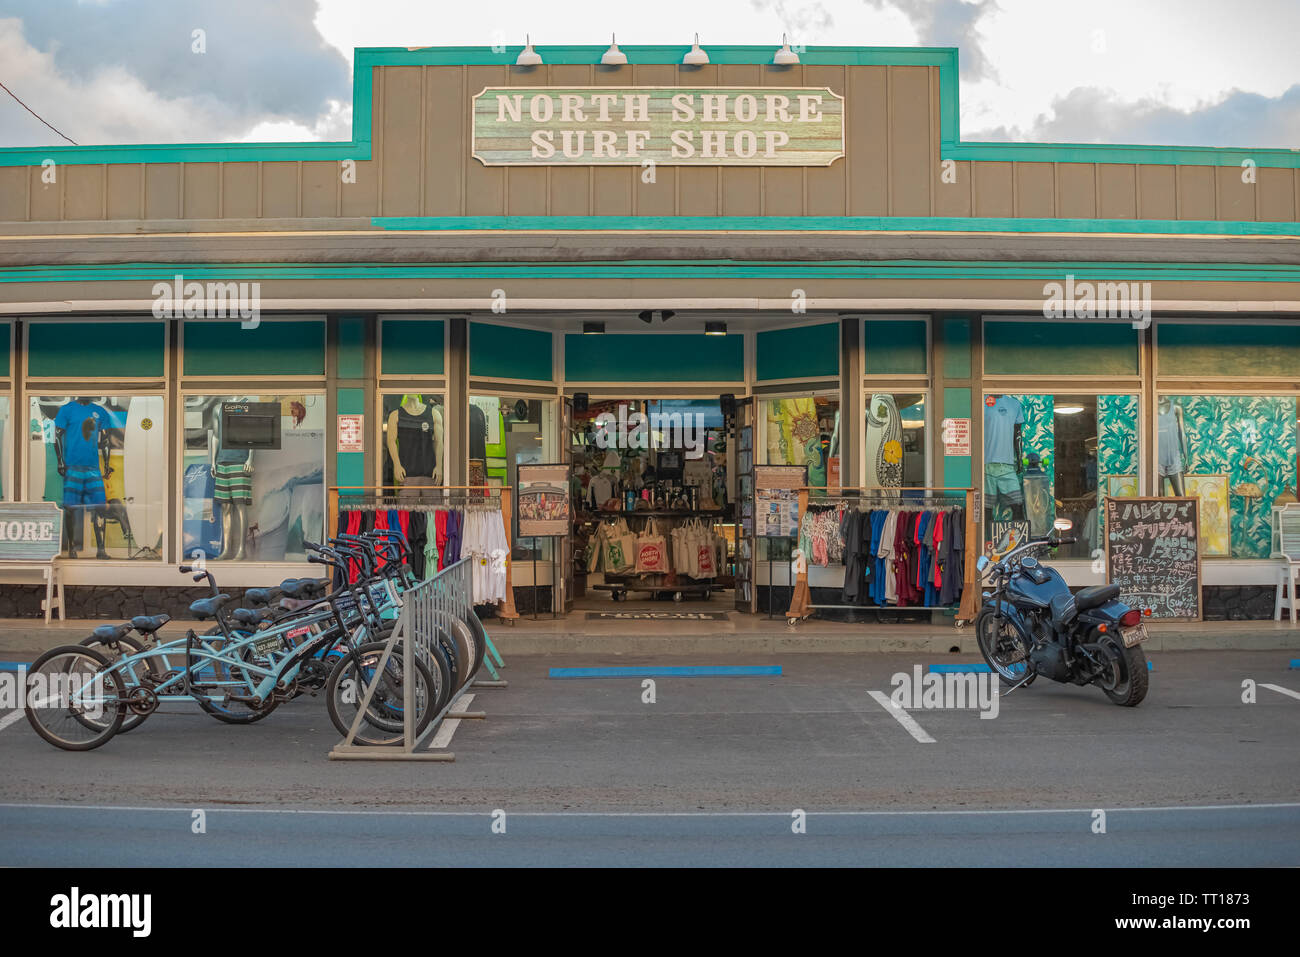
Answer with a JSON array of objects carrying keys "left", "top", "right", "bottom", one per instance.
[{"left": 330, "top": 484, "right": 519, "bottom": 621}]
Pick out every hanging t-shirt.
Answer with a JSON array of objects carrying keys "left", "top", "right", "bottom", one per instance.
[
  {"left": 590, "top": 473, "right": 614, "bottom": 507},
  {"left": 54, "top": 401, "right": 111, "bottom": 469},
  {"left": 984, "top": 395, "right": 1024, "bottom": 466}
]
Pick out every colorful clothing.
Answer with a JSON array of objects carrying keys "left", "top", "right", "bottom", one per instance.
[
  {"left": 62, "top": 465, "right": 106, "bottom": 506},
  {"left": 213, "top": 462, "right": 252, "bottom": 504}
]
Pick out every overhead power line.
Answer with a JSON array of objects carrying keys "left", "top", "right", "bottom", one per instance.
[{"left": 0, "top": 78, "right": 78, "bottom": 145}]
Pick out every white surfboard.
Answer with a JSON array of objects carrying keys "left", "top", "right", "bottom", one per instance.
[{"left": 124, "top": 396, "right": 165, "bottom": 555}]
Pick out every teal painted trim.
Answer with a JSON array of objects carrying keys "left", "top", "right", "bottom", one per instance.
[
  {"left": 1158, "top": 322, "right": 1300, "bottom": 377},
  {"left": 470, "top": 322, "right": 552, "bottom": 381},
  {"left": 939, "top": 316, "right": 971, "bottom": 380},
  {"left": 985, "top": 320, "right": 1140, "bottom": 376},
  {"left": 942, "top": 387, "right": 972, "bottom": 490},
  {"left": 336, "top": 317, "right": 366, "bottom": 380},
  {"left": 756, "top": 322, "right": 839, "bottom": 380},
  {"left": 184, "top": 320, "right": 325, "bottom": 376},
  {"left": 3, "top": 46, "right": 1296, "bottom": 169},
  {"left": 27, "top": 320, "right": 165, "bottom": 377},
  {"left": 5, "top": 260, "right": 1300, "bottom": 284},
  {"left": 0, "top": 321, "right": 9, "bottom": 377},
  {"left": 864, "top": 318, "right": 927, "bottom": 375},
  {"left": 380, "top": 318, "right": 445, "bottom": 376},
  {"left": 565, "top": 333, "right": 744, "bottom": 382},
  {"left": 375, "top": 215, "right": 1300, "bottom": 236},
  {"left": 335, "top": 387, "right": 365, "bottom": 489}
]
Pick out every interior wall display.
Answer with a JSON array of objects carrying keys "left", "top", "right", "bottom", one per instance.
[
  {"left": 763, "top": 395, "right": 838, "bottom": 489},
  {"left": 29, "top": 395, "right": 165, "bottom": 560},
  {"left": 865, "top": 393, "right": 926, "bottom": 489},
  {"left": 1163, "top": 395, "right": 1298, "bottom": 558},
  {"left": 1183, "top": 474, "right": 1231, "bottom": 557},
  {"left": 472, "top": 87, "right": 845, "bottom": 167},
  {"left": 754, "top": 465, "right": 805, "bottom": 538},
  {"left": 1105, "top": 496, "right": 1201, "bottom": 621},
  {"left": 473, "top": 396, "right": 557, "bottom": 558},
  {"left": 518, "top": 463, "right": 570, "bottom": 538},
  {"left": 382, "top": 394, "right": 444, "bottom": 495},
  {"left": 183, "top": 394, "right": 324, "bottom": 562}
]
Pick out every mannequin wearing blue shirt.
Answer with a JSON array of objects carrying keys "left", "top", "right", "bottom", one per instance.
[{"left": 53, "top": 396, "right": 112, "bottom": 559}]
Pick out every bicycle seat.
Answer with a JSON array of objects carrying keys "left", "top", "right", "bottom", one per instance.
[
  {"left": 130, "top": 614, "right": 171, "bottom": 634},
  {"left": 90, "top": 622, "right": 133, "bottom": 642},
  {"left": 230, "top": 607, "right": 273, "bottom": 627},
  {"left": 245, "top": 588, "right": 278, "bottom": 606},
  {"left": 280, "top": 578, "right": 326, "bottom": 600},
  {"left": 189, "top": 594, "right": 232, "bottom": 620}
]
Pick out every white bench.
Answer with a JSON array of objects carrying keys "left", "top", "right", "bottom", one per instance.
[
  {"left": 0, "top": 560, "right": 64, "bottom": 624},
  {"left": 1272, "top": 504, "right": 1300, "bottom": 626},
  {"left": 0, "top": 503, "right": 66, "bottom": 625}
]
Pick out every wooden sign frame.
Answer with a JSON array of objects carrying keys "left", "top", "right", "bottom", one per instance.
[{"left": 1104, "top": 495, "right": 1202, "bottom": 623}]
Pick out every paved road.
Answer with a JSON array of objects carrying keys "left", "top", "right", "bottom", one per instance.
[{"left": 1, "top": 650, "right": 1298, "bottom": 865}]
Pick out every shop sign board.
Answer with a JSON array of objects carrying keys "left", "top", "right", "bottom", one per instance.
[
  {"left": 0, "top": 502, "right": 63, "bottom": 562},
  {"left": 336, "top": 414, "right": 364, "bottom": 453},
  {"left": 754, "top": 465, "right": 805, "bottom": 538},
  {"left": 1104, "top": 496, "right": 1201, "bottom": 621},
  {"left": 472, "top": 87, "right": 845, "bottom": 166},
  {"left": 941, "top": 418, "right": 971, "bottom": 456},
  {"left": 518, "top": 463, "right": 571, "bottom": 537}
]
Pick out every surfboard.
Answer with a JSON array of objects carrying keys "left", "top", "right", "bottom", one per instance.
[{"left": 124, "top": 396, "right": 165, "bottom": 556}]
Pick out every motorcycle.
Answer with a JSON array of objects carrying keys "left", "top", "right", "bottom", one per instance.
[{"left": 974, "top": 519, "right": 1150, "bottom": 707}]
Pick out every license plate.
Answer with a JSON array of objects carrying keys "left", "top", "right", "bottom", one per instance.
[
  {"left": 1121, "top": 624, "right": 1148, "bottom": 648},
  {"left": 252, "top": 635, "right": 284, "bottom": 657}
]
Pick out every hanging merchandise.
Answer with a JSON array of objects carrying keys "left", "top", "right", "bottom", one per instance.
[{"left": 634, "top": 518, "right": 669, "bottom": 574}]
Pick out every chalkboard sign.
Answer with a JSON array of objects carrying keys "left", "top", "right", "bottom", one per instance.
[{"left": 1104, "top": 497, "right": 1201, "bottom": 621}]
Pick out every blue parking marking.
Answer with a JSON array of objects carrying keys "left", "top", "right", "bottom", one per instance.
[{"left": 549, "top": 665, "right": 782, "bottom": 679}]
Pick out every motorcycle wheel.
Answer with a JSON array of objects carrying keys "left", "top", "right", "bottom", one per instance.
[
  {"left": 975, "top": 607, "right": 1035, "bottom": 686},
  {"left": 1096, "top": 634, "right": 1148, "bottom": 707}
]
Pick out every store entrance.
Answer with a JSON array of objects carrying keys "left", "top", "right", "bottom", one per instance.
[{"left": 568, "top": 397, "right": 737, "bottom": 614}]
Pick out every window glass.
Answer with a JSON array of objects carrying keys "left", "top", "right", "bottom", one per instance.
[
  {"left": 470, "top": 396, "right": 556, "bottom": 559},
  {"left": 182, "top": 394, "right": 325, "bottom": 562},
  {"left": 983, "top": 394, "right": 1139, "bottom": 560},
  {"left": 29, "top": 395, "right": 165, "bottom": 559},
  {"left": 761, "top": 394, "right": 841, "bottom": 487},
  {"left": 0, "top": 396, "right": 10, "bottom": 502},
  {"left": 865, "top": 392, "right": 927, "bottom": 488},
  {"left": 1161, "top": 395, "right": 1299, "bottom": 558},
  {"left": 380, "top": 394, "right": 447, "bottom": 491}
]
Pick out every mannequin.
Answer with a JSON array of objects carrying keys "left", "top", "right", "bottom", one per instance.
[
  {"left": 388, "top": 394, "right": 443, "bottom": 496},
  {"left": 54, "top": 396, "right": 112, "bottom": 559},
  {"left": 1157, "top": 396, "right": 1190, "bottom": 496},
  {"left": 984, "top": 393, "right": 1026, "bottom": 528},
  {"left": 211, "top": 405, "right": 253, "bottom": 561}
]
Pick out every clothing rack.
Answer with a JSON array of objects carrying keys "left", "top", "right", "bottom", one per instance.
[
  {"left": 785, "top": 486, "right": 980, "bottom": 626},
  {"left": 329, "top": 485, "right": 518, "bottom": 621}
]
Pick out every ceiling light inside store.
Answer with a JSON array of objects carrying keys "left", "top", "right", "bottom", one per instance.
[
  {"left": 704, "top": 322, "right": 727, "bottom": 336},
  {"left": 683, "top": 34, "right": 709, "bottom": 65},
  {"left": 774, "top": 34, "right": 800, "bottom": 65},
  {"left": 1055, "top": 405, "right": 1085, "bottom": 415},
  {"left": 515, "top": 36, "right": 542, "bottom": 66},
  {"left": 601, "top": 35, "right": 627, "bottom": 65}
]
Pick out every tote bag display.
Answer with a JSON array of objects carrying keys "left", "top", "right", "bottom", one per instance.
[{"left": 635, "top": 519, "right": 669, "bottom": 574}]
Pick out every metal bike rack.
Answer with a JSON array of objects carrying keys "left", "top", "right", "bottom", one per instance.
[{"left": 329, "top": 557, "right": 504, "bottom": 762}]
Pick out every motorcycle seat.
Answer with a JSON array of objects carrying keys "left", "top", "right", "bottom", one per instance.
[
  {"left": 1075, "top": 583, "right": 1121, "bottom": 612},
  {"left": 129, "top": 614, "right": 171, "bottom": 634}
]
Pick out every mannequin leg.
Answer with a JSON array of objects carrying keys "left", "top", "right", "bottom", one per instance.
[
  {"left": 64, "top": 507, "right": 81, "bottom": 558},
  {"left": 231, "top": 503, "right": 248, "bottom": 561},
  {"left": 91, "top": 508, "right": 109, "bottom": 560},
  {"left": 218, "top": 500, "right": 235, "bottom": 560},
  {"left": 1167, "top": 473, "right": 1185, "bottom": 497}
]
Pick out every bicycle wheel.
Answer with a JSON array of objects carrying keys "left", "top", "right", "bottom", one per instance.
[
  {"left": 79, "top": 634, "right": 150, "bottom": 734},
  {"left": 190, "top": 631, "right": 279, "bottom": 725},
  {"left": 325, "top": 641, "right": 436, "bottom": 746},
  {"left": 25, "top": 645, "right": 125, "bottom": 751}
]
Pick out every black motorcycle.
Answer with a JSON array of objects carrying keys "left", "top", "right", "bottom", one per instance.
[{"left": 974, "top": 520, "right": 1150, "bottom": 707}]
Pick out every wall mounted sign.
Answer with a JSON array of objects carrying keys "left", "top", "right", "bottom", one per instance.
[
  {"left": 941, "top": 418, "right": 971, "bottom": 456},
  {"left": 336, "top": 414, "right": 364, "bottom": 453},
  {"left": 0, "top": 502, "right": 63, "bottom": 562},
  {"left": 472, "top": 87, "right": 845, "bottom": 166}
]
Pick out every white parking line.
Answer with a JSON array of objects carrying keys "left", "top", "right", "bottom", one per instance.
[
  {"left": 0, "top": 709, "right": 26, "bottom": 733},
  {"left": 428, "top": 693, "right": 474, "bottom": 749},
  {"left": 867, "top": 690, "right": 935, "bottom": 743},
  {"left": 1260, "top": 683, "right": 1300, "bottom": 701}
]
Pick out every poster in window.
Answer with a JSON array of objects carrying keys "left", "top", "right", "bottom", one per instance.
[{"left": 517, "top": 463, "right": 570, "bottom": 537}]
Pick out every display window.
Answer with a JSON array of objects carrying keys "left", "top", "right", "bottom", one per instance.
[
  {"left": 380, "top": 393, "right": 446, "bottom": 492},
  {"left": 863, "top": 392, "right": 927, "bottom": 489},
  {"left": 28, "top": 395, "right": 166, "bottom": 559},
  {"left": 0, "top": 396, "right": 11, "bottom": 502},
  {"left": 982, "top": 393, "right": 1139, "bottom": 560},
  {"left": 471, "top": 395, "right": 557, "bottom": 556},
  {"left": 1158, "top": 394, "right": 1299, "bottom": 559},
  {"left": 761, "top": 394, "right": 840, "bottom": 487},
  {"left": 181, "top": 394, "right": 325, "bottom": 562}
]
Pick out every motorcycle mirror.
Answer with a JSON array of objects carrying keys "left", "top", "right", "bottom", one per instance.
[
  {"left": 1053, "top": 517, "right": 1074, "bottom": 532},
  {"left": 976, "top": 555, "right": 990, "bottom": 572}
]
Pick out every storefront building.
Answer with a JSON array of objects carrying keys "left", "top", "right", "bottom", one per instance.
[{"left": 1, "top": 44, "right": 1297, "bottom": 620}]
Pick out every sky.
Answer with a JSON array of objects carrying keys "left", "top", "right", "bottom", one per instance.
[{"left": 0, "top": 0, "right": 1297, "bottom": 150}]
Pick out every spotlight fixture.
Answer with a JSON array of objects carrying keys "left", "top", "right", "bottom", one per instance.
[
  {"left": 638, "top": 310, "right": 653, "bottom": 324},
  {"left": 601, "top": 34, "right": 627, "bottom": 66},
  {"left": 515, "top": 35, "right": 542, "bottom": 66},
  {"left": 582, "top": 321, "right": 606, "bottom": 334},
  {"left": 638, "top": 309, "right": 676, "bottom": 324},
  {"left": 704, "top": 321, "right": 727, "bottom": 336},
  {"left": 774, "top": 34, "right": 799, "bottom": 65},
  {"left": 683, "top": 34, "right": 709, "bottom": 66}
]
